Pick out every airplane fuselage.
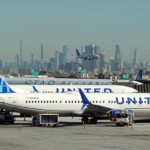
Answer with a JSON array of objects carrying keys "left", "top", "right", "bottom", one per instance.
[{"left": 0, "top": 93, "right": 150, "bottom": 118}]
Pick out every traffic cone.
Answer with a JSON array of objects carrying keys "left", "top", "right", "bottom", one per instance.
[
  {"left": 131, "top": 121, "right": 133, "bottom": 129},
  {"left": 82, "top": 120, "right": 86, "bottom": 129}
]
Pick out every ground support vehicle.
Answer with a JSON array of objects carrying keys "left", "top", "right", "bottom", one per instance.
[
  {"left": 115, "top": 110, "right": 133, "bottom": 126},
  {"left": 33, "top": 114, "right": 59, "bottom": 127},
  {"left": 0, "top": 110, "right": 15, "bottom": 124}
]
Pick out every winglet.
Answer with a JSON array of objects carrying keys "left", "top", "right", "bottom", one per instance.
[
  {"left": 76, "top": 49, "right": 81, "bottom": 56},
  {"left": 78, "top": 88, "right": 90, "bottom": 110},
  {"left": 0, "top": 76, "right": 15, "bottom": 93},
  {"left": 32, "top": 86, "right": 39, "bottom": 93}
]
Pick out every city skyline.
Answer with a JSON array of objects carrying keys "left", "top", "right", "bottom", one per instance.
[{"left": 0, "top": 0, "right": 150, "bottom": 62}]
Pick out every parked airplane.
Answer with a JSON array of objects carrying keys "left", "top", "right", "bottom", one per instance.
[
  {"left": 4, "top": 76, "right": 142, "bottom": 85},
  {"left": 0, "top": 77, "right": 149, "bottom": 124},
  {"left": 1, "top": 76, "right": 138, "bottom": 93},
  {"left": 76, "top": 49, "right": 99, "bottom": 60},
  {"left": 11, "top": 85, "right": 138, "bottom": 93}
]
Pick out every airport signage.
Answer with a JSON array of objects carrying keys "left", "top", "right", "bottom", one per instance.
[
  {"left": 122, "top": 74, "right": 129, "bottom": 79},
  {"left": 32, "top": 72, "right": 39, "bottom": 76},
  {"left": 80, "top": 70, "right": 86, "bottom": 74}
]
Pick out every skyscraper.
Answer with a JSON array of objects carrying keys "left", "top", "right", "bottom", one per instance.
[
  {"left": 0, "top": 59, "right": 3, "bottom": 71},
  {"left": 100, "top": 52, "right": 106, "bottom": 73},
  {"left": 20, "top": 40, "right": 23, "bottom": 67},
  {"left": 41, "top": 44, "right": 43, "bottom": 60},
  {"left": 54, "top": 51, "right": 59, "bottom": 71},
  {"left": 114, "top": 45, "right": 121, "bottom": 71},
  {"left": 15, "top": 54, "right": 19, "bottom": 68},
  {"left": 133, "top": 48, "right": 138, "bottom": 66}
]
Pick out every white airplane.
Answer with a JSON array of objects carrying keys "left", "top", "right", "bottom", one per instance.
[
  {"left": 4, "top": 76, "right": 142, "bottom": 85},
  {"left": 0, "top": 77, "right": 149, "bottom": 124},
  {"left": 76, "top": 49, "right": 99, "bottom": 60},
  {"left": 10, "top": 85, "right": 138, "bottom": 93},
  {"left": 1, "top": 76, "right": 138, "bottom": 94}
]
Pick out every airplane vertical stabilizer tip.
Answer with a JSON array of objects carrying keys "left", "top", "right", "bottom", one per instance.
[
  {"left": 78, "top": 88, "right": 90, "bottom": 110},
  {"left": 0, "top": 76, "right": 15, "bottom": 93},
  {"left": 76, "top": 49, "right": 80, "bottom": 56},
  {"left": 32, "top": 86, "right": 39, "bottom": 93}
]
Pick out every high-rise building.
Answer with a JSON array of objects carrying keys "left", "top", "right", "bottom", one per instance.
[
  {"left": 63, "top": 45, "right": 70, "bottom": 63},
  {"left": 31, "top": 53, "right": 34, "bottom": 64},
  {"left": 100, "top": 52, "right": 106, "bottom": 73},
  {"left": 133, "top": 48, "right": 138, "bottom": 66},
  {"left": 0, "top": 59, "right": 3, "bottom": 71},
  {"left": 54, "top": 51, "right": 59, "bottom": 71},
  {"left": 94, "top": 45, "right": 100, "bottom": 70},
  {"left": 20, "top": 40, "right": 23, "bottom": 67},
  {"left": 41, "top": 44, "right": 43, "bottom": 60},
  {"left": 15, "top": 54, "right": 19, "bottom": 68},
  {"left": 114, "top": 45, "right": 121, "bottom": 71}
]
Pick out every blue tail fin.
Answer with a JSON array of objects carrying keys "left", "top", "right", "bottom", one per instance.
[
  {"left": 136, "top": 69, "right": 142, "bottom": 80},
  {"left": 0, "top": 76, "right": 15, "bottom": 93},
  {"left": 78, "top": 88, "right": 90, "bottom": 110},
  {"left": 76, "top": 49, "right": 81, "bottom": 56},
  {"left": 32, "top": 86, "right": 39, "bottom": 93}
]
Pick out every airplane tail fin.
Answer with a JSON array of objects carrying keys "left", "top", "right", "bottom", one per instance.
[
  {"left": 76, "top": 49, "right": 81, "bottom": 56},
  {"left": 0, "top": 76, "right": 15, "bottom": 93},
  {"left": 32, "top": 86, "right": 39, "bottom": 93},
  {"left": 136, "top": 69, "right": 142, "bottom": 80},
  {"left": 78, "top": 88, "right": 90, "bottom": 110}
]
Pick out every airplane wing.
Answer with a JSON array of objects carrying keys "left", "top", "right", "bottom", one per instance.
[
  {"left": 84, "top": 103, "right": 112, "bottom": 114},
  {"left": 78, "top": 88, "right": 113, "bottom": 115}
]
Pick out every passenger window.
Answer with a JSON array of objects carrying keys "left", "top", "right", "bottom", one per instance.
[
  {"left": 96, "top": 101, "right": 98, "bottom": 103},
  {"left": 103, "top": 101, "right": 105, "bottom": 103},
  {"left": 68, "top": 101, "right": 70, "bottom": 103},
  {"left": 29, "top": 101, "right": 30, "bottom": 103},
  {"left": 26, "top": 101, "right": 27, "bottom": 103},
  {"left": 78, "top": 101, "right": 80, "bottom": 103},
  {"left": 65, "top": 101, "right": 67, "bottom": 103},
  {"left": 72, "top": 101, "right": 73, "bottom": 103},
  {"left": 35, "top": 101, "right": 36, "bottom": 103},
  {"left": 60, "top": 101, "right": 62, "bottom": 103}
]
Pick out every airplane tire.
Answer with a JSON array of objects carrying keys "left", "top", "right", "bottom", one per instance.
[
  {"left": 82, "top": 117, "right": 89, "bottom": 124},
  {"left": 90, "top": 118, "right": 97, "bottom": 124}
]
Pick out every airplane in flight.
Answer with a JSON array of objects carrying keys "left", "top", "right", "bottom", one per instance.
[
  {"left": 0, "top": 76, "right": 149, "bottom": 124},
  {"left": 76, "top": 49, "right": 99, "bottom": 60}
]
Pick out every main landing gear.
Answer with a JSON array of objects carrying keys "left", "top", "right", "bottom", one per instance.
[{"left": 82, "top": 117, "right": 97, "bottom": 124}]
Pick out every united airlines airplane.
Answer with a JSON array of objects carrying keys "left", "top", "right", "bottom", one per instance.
[
  {"left": 76, "top": 49, "right": 99, "bottom": 60},
  {"left": 10, "top": 85, "right": 138, "bottom": 93},
  {"left": 4, "top": 76, "right": 142, "bottom": 85},
  {"left": 0, "top": 77, "right": 149, "bottom": 124}
]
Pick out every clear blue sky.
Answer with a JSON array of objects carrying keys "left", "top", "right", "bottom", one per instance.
[{"left": 0, "top": 0, "right": 150, "bottom": 62}]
